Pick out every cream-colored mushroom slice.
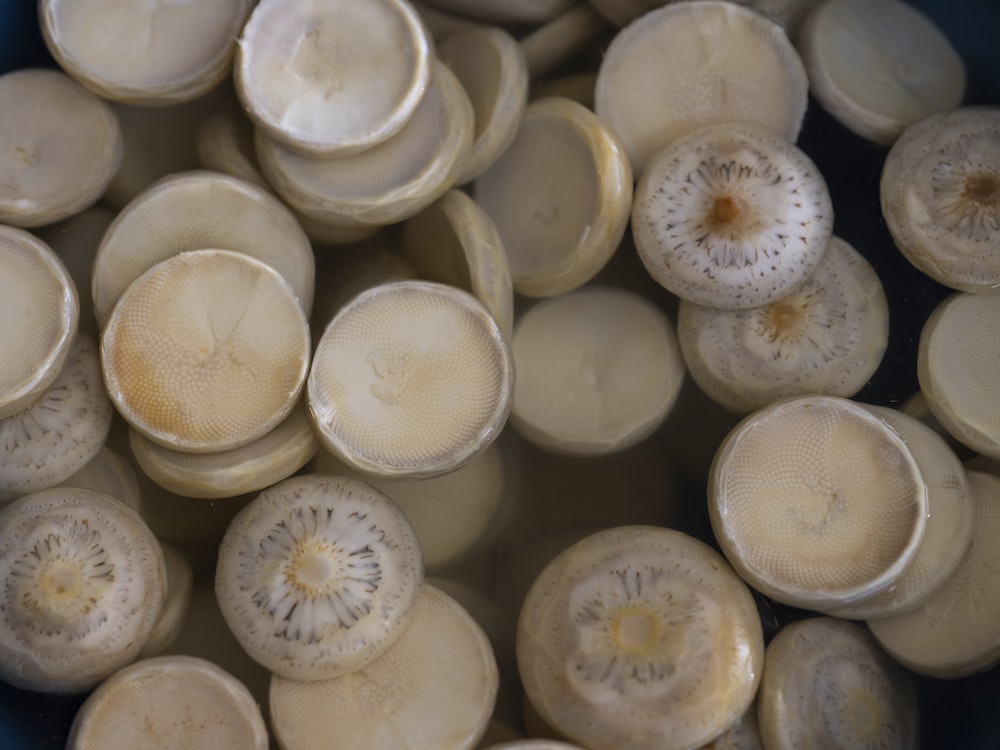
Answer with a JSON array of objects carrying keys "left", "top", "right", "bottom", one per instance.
[
  {"left": 195, "top": 93, "right": 269, "bottom": 189},
  {"left": 485, "top": 743, "right": 586, "bottom": 750},
  {"left": 308, "top": 280, "right": 513, "bottom": 479},
  {"left": 1, "top": 335, "right": 113, "bottom": 506},
  {"left": 437, "top": 25, "right": 529, "bottom": 185},
  {"left": 236, "top": 0, "right": 431, "bottom": 157},
  {"left": 0, "top": 68, "right": 122, "bottom": 227},
  {"left": 918, "top": 292, "right": 1000, "bottom": 458},
  {"left": 700, "top": 701, "right": 763, "bottom": 750},
  {"left": 519, "top": 5, "right": 609, "bottom": 82},
  {"left": 708, "top": 395, "right": 928, "bottom": 613},
  {"left": 517, "top": 525, "right": 764, "bottom": 750},
  {"left": 409, "top": 0, "right": 481, "bottom": 41},
  {"left": 92, "top": 169, "right": 315, "bottom": 328},
  {"left": 270, "top": 583, "right": 498, "bottom": 750},
  {"left": 797, "top": 0, "right": 965, "bottom": 145},
  {"left": 66, "top": 655, "right": 268, "bottom": 750},
  {"left": 509, "top": 286, "right": 685, "bottom": 456},
  {"left": 757, "top": 617, "right": 919, "bottom": 749},
  {"left": 868, "top": 470, "right": 1000, "bottom": 677},
  {"left": 294, "top": 211, "right": 381, "bottom": 246},
  {"left": 57, "top": 445, "right": 143, "bottom": 515},
  {"left": 0, "top": 226, "right": 78, "bottom": 419},
  {"left": 474, "top": 97, "right": 632, "bottom": 298},
  {"left": 677, "top": 235, "right": 888, "bottom": 413},
  {"left": 129, "top": 399, "right": 318, "bottom": 499},
  {"left": 101, "top": 249, "right": 311, "bottom": 454},
  {"left": 401, "top": 189, "right": 514, "bottom": 339},
  {"left": 40, "top": 0, "right": 253, "bottom": 105},
  {"left": 586, "top": 0, "right": 666, "bottom": 27},
  {"left": 215, "top": 473, "right": 423, "bottom": 680},
  {"left": 594, "top": 0, "right": 808, "bottom": 175},
  {"left": 880, "top": 107, "right": 1000, "bottom": 293},
  {"left": 416, "top": 0, "right": 575, "bottom": 23},
  {"left": 822, "top": 405, "right": 973, "bottom": 619},
  {"left": 0, "top": 487, "right": 166, "bottom": 693},
  {"left": 139, "top": 543, "right": 193, "bottom": 658},
  {"left": 632, "top": 122, "right": 833, "bottom": 309},
  {"left": 257, "top": 60, "right": 473, "bottom": 228}
]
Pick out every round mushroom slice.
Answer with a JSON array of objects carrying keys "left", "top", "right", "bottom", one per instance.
[
  {"left": 516, "top": 525, "right": 764, "bottom": 750},
  {"left": 235, "top": 0, "right": 432, "bottom": 156},
  {"left": 677, "top": 235, "right": 889, "bottom": 413},
  {"left": 66, "top": 655, "right": 268, "bottom": 750},
  {"left": 880, "top": 107, "right": 1000, "bottom": 293},
  {"left": 0, "top": 488, "right": 167, "bottom": 693},
  {"left": 796, "top": 0, "right": 965, "bottom": 145},
  {"left": 0, "top": 68, "right": 122, "bottom": 227},
  {"left": 0, "top": 225, "right": 78, "bottom": 419},
  {"left": 594, "top": 0, "right": 809, "bottom": 175},
  {"left": 757, "top": 617, "right": 919, "bottom": 750},
  {"left": 101, "top": 249, "right": 311, "bottom": 454},
  {"left": 308, "top": 280, "right": 513, "bottom": 479},
  {"left": 708, "top": 395, "right": 929, "bottom": 613},
  {"left": 215, "top": 473, "right": 423, "bottom": 681},
  {"left": 632, "top": 122, "right": 833, "bottom": 309},
  {"left": 474, "top": 97, "right": 633, "bottom": 298},
  {"left": 918, "top": 292, "right": 1000, "bottom": 458},
  {"left": 40, "top": 0, "right": 253, "bottom": 105},
  {"left": 270, "top": 584, "right": 498, "bottom": 750}
]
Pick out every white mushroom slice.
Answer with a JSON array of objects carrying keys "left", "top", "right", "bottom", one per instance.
[
  {"left": 40, "top": 0, "right": 253, "bottom": 105},
  {"left": 869, "top": 469, "right": 1000, "bottom": 677},
  {"left": 677, "top": 235, "right": 888, "bottom": 413},
  {"left": 129, "top": 399, "right": 318, "bottom": 500},
  {"left": 474, "top": 97, "right": 633, "bottom": 298},
  {"left": 0, "top": 226, "right": 78, "bottom": 419},
  {"left": 823, "top": 405, "right": 974, "bottom": 619},
  {"left": 270, "top": 583, "right": 498, "bottom": 750},
  {"left": 92, "top": 169, "right": 316, "bottom": 328},
  {"left": 757, "top": 617, "right": 919, "bottom": 750},
  {"left": 101, "top": 249, "right": 311, "bottom": 454},
  {"left": 708, "top": 395, "right": 928, "bottom": 612},
  {"left": 416, "top": 0, "right": 575, "bottom": 23},
  {"left": 1, "top": 335, "right": 113, "bottom": 506},
  {"left": 796, "top": 0, "right": 965, "bottom": 145},
  {"left": 918, "top": 292, "right": 1000, "bottom": 458},
  {"left": 235, "top": 0, "right": 432, "bottom": 157},
  {"left": 632, "top": 122, "right": 833, "bottom": 309},
  {"left": 880, "top": 107, "right": 1000, "bottom": 293},
  {"left": 517, "top": 525, "right": 764, "bottom": 750},
  {"left": 0, "top": 487, "right": 166, "bottom": 693},
  {"left": 437, "top": 25, "right": 529, "bottom": 185},
  {"left": 215, "top": 473, "right": 423, "bottom": 681},
  {"left": 0, "top": 68, "right": 122, "bottom": 227},
  {"left": 139, "top": 543, "right": 193, "bottom": 658},
  {"left": 519, "top": 5, "right": 609, "bottom": 82},
  {"left": 509, "top": 286, "right": 686, "bottom": 456},
  {"left": 308, "top": 280, "right": 513, "bottom": 479},
  {"left": 66, "top": 655, "right": 268, "bottom": 750},
  {"left": 594, "top": 0, "right": 808, "bottom": 175},
  {"left": 401, "top": 189, "right": 514, "bottom": 339}
]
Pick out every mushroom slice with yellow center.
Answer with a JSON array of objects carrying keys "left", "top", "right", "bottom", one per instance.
[
  {"left": 0, "top": 226, "right": 78, "bottom": 419},
  {"left": 235, "top": 0, "right": 432, "bottom": 157},
  {"left": 215, "top": 473, "right": 423, "bottom": 681},
  {"left": 517, "top": 525, "right": 764, "bottom": 750},
  {"left": 797, "top": 0, "right": 965, "bottom": 145},
  {"left": 918, "top": 292, "right": 1000, "bottom": 458},
  {"left": 1, "top": 335, "right": 113, "bottom": 506},
  {"left": 307, "top": 280, "right": 513, "bottom": 479},
  {"left": 40, "top": 0, "right": 253, "bottom": 105},
  {"left": 509, "top": 286, "right": 686, "bottom": 456},
  {"left": 101, "top": 249, "right": 311, "bottom": 454},
  {"left": 0, "top": 487, "right": 166, "bottom": 693},
  {"left": 0, "top": 68, "right": 122, "bottom": 227},
  {"left": 473, "top": 97, "right": 633, "bottom": 298},
  {"left": 880, "top": 107, "right": 1000, "bottom": 293},
  {"left": 632, "top": 122, "right": 834, "bottom": 309},
  {"left": 709, "top": 395, "right": 928, "bottom": 613},
  {"left": 66, "top": 655, "right": 268, "bottom": 750},
  {"left": 92, "top": 169, "right": 316, "bottom": 328},
  {"left": 677, "top": 235, "right": 888, "bottom": 413},
  {"left": 269, "top": 583, "right": 498, "bottom": 750},
  {"left": 757, "top": 617, "right": 919, "bottom": 749},
  {"left": 594, "top": 0, "right": 808, "bottom": 175}
]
